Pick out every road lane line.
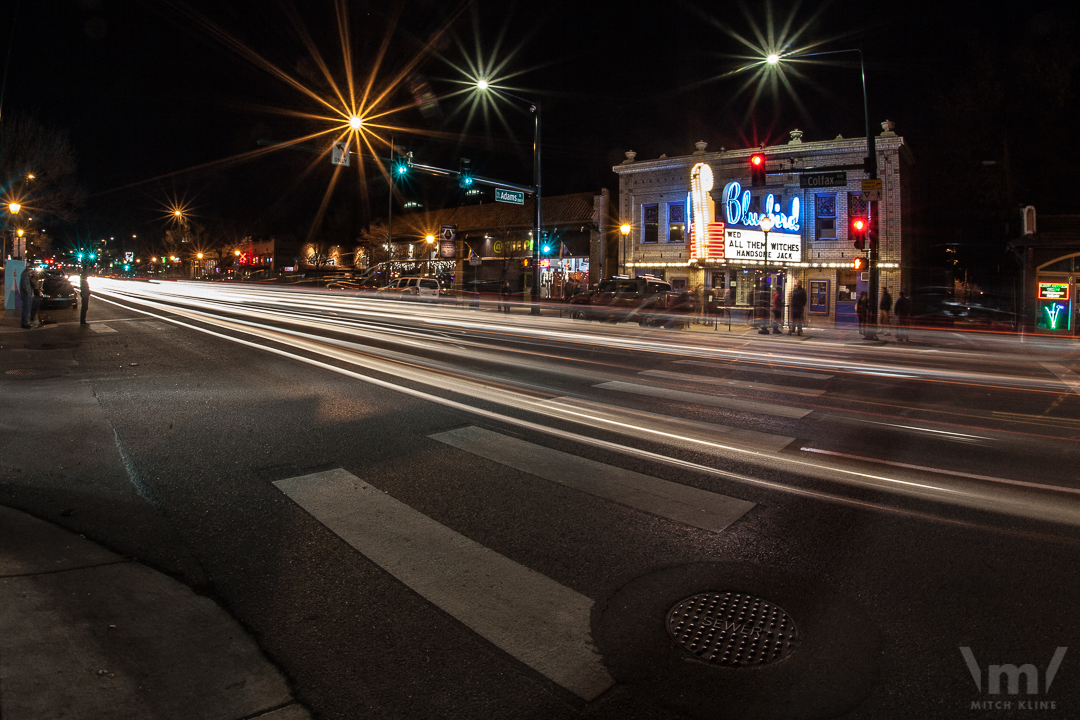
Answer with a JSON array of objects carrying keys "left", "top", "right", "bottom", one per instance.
[
  {"left": 640, "top": 370, "right": 825, "bottom": 397},
  {"left": 1041, "top": 363, "right": 1080, "bottom": 398},
  {"left": 430, "top": 426, "right": 755, "bottom": 532},
  {"left": 594, "top": 380, "right": 812, "bottom": 419},
  {"left": 274, "top": 469, "right": 614, "bottom": 701},
  {"left": 799, "top": 447, "right": 1080, "bottom": 496},
  {"left": 675, "top": 359, "right": 833, "bottom": 380},
  {"left": 539, "top": 396, "right": 797, "bottom": 453}
]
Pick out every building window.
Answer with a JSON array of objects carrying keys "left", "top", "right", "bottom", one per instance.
[
  {"left": 815, "top": 194, "right": 836, "bottom": 240},
  {"left": 848, "top": 193, "right": 867, "bottom": 218},
  {"left": 642, "top": 204, "right": 659, "bottom": 244},
  {"left": 668, "top": 203, "right": 685, "bottom": 243}
]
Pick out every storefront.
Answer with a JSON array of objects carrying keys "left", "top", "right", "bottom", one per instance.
[
  {"left": 1010, "top": 213, "right": 1080, "bottom": 335},
  {"left": 614, "top": 126, "right": 914, "bottom": 325}
]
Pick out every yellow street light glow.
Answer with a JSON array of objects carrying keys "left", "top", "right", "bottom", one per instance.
[
  {"left": 17, "top": 229, "right": 25, "bottom": 237},
  {"left": 27, "top": 174, "right": 35, "bottom": 180},
  {"left": 477, "top": 79, "right": 488, "bottom": 91},
  {"left": 174, "top": 210, "right": 183, "bottom": 217},
  {"left": 8, "top": 202, "right": 21, "bottom": 214},
  {"left": 349, "top": 115, "right": 363, "bottom": 129},
  {"left": 197, "top": 253, "right": 204, "bottom": 259},
  {"left": 620, "top": 224, "right": 631, "bottom": 235},
  {"left": 766, "top": 53, "right": 781, "bottom": 65},
  {"left": 234, "top": 250, "right": 241, "bottom": 256},
  {"left": 426, "top": 234, "right": 435, "bottom": 243}
]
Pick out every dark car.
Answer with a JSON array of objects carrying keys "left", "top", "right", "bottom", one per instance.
[
  {"left": 568, "top": 275, "right": 694, "bottom": 327},
  {"left": 39, "top": 269, "right": 78, "bottom": 310}
]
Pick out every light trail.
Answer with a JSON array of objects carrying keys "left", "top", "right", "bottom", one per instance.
[{"left": 93, "top": 279, "right": 1080, "bottom": 530}]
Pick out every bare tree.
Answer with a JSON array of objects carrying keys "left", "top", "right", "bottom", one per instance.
[{"left": 0, "top": 114, "right": 84, "bottom": 223}]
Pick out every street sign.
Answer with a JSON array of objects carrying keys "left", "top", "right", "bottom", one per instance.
[
  {"left": 799, "top": 171, "right": 847, "bottom": 189},
  {"left": 495, "top": 188, "right": 525, "bottom": 205},
  {"left": 861, "top": 178, "right": 882, "bottom": 202},
  {"left": 331, "top": 141, "right": 350, "bottom": 166}
]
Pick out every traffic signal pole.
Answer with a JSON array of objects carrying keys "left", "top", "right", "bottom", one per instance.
[{"left": 860, "top": 52, "right": 881, "bottom": 341}]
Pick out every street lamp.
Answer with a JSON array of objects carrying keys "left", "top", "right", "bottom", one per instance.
[
  {"left": 8, "top": 202, "right": 20, "bottom": 214},
  {"left": 766, "top": 47, "right": 880, "bottom": 338},
  {"left": 476, "top": 80, "right": 542, "bottom": 315},
  {"left": 620, "top": 223, "right": 631, "bottom": 275}
]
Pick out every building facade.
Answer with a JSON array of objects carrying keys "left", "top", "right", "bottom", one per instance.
[
  {"left": 1009, "top": 211, "right": 1080, "bottom": 335},
  {"left": 613, "top": 125, "right": 915, "bottom": 324}
]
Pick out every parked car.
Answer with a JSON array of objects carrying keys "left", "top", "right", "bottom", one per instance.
[
  {"left": 568, "top": 276, "right": 694, "bottom": 327},
  {"left": 374, "top": 276, "right": 441, "bottom": 301},
  {"left": 39, "top": 269, "right": 78, "bottom": 310}
]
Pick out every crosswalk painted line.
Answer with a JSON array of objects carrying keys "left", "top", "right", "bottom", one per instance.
[
  {"left": 641, "top": 370, "right": 826, "bottom": 397},
  {"left": 675, "top": 358, "right": 833, "bottom": 380},
  {"left": 431, "top": 426, "right": 755, "bottom": 532},
  {"left": 273, "top": 468, "right": 615, "bottom": 701},
  {"left": 1042, "top": 363, "right": 1080, "bottom": 398},
  {"left": 538, "top": 396, "right": 796, "bottom": 453},
  {"left": 594, "top": 380, "right": 812, "bottom": 419},
  {"left": 89, "top": 323, "right": 117, "bottom": 333}
]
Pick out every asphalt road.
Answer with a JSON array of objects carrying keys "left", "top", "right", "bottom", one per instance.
[{"left": 4, "top": 277, "right": 1079, "bottom": 720}]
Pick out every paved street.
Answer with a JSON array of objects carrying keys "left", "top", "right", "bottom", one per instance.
[{"left": 3, "top": 278, "right": 1079, "bottom": 719}]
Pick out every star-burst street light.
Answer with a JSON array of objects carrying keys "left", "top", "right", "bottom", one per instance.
[
  {"left": 475, "top": 79, "right": 542, "bottom": 315},
  {"left": 765, "top": 47, "right": 882, "bottom": 339}
]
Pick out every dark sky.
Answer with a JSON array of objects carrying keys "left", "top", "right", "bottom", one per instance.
[{"left": 2, "top": 0, "right": 1076, "bottom": 250}]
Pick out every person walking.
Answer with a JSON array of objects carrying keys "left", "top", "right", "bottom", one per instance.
[
  {"left": 79, "top": 269, "right": 92, "bottom": 324},
  {"left": 894, "top": 289, "right": 912, "bottom": 342},
  {"left": 756, "top": 286, "right": 771, "bottom": 334},
  {"left": 771, "top": 286, "right": 783, "bottom": 334},
  {"left": 879, "top": 287, "right": 893, "bottom": 335},
  {"left": 788, "top": 281, "right": 807, "bottom": 336},
  {"left": 19, "top": 265, "right": 40, "bottom": 329},
  {"left": 856, "top": 291, "right": 869, "bottom": 337},
  {"left": 499, "top": 281, "right": 512, "bottom": 314}
]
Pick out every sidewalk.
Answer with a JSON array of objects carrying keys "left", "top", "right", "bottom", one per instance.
[{"left": 0, "top": 305, "right": 311, "bottom": 720}]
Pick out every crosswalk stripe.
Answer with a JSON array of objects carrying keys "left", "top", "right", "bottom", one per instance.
[
  {"left": 641, "top": 369, "right": 825, "bottom": 397},
  {"left": 273, "top": 468, "right": 615, "bottom": 701},
  {"left": 675, "top": 358, "right": 833, "bottom": 380},
  {"left": 89, "top": 324, "right": 117, "bottom": 333},
  {"left": 538, "top": 396, "right": 796, "bottom": 453},
  {"left": 1041, "top": 363, "right": 1080, "bottom": 398},
  {"left": 595, "top": 380, "right": 811, "bottom": 419},
  {"left": 431, "top": 426, "right": 755, "bottom": 532}
]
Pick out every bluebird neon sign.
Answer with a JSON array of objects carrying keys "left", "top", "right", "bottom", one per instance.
[{"left": 723, "top": 181, "right": 801, "bottom": 232}]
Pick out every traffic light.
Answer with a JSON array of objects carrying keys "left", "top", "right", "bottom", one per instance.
[
  {"left": 851, "top": 216, "right": 867, "bottom": 250},
  {"left": 392, "top": 150, "right": 410, "bottom": 176},
  {"left": 853, "top": 256, "right": 867, "bottom": 272},
  {"left": 750, "top": 153, "right": 766, "bottom": 186},
  {"left": 868, "top": 212, "right": 879, "bottom": 251},
  {"left": 458, "top": 158, "right": 474, "bottom": 188}
]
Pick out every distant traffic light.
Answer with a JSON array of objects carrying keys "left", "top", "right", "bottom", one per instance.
[
  {"left": 853, "top": 256, "right": 867, "bottom": 272},
  {"left": 459, "top": 158, "right": 474, "bottom": 188},
  {"left": 750, "top": 153, "right": 766, "bottom": 186},
  {"left": 851, "top": 216, "right": 867, "bottom": 250},
  {"left": 392, "top": 149, "right": 410, "bottom": 176},
  {"left": 868, "top": 213, "right": 879, "bottom": 252}
]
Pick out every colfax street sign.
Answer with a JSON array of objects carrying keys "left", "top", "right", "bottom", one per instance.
[
  {"left": 799, "top": 171, "right": 846, "bottom": 189},
  {"left": 495, "top": 188, "right": 525, "bottom": 205}
]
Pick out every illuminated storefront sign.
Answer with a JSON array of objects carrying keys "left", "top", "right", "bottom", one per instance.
[
  {"left": 719, "top": 181, "right": 802, "bottom": 263},
  {"left": 1038, "top": 282, "right": 1069, "bottom": 301},
  {"left": 689, "top": 163, "right": 726, "bottom": 260}
]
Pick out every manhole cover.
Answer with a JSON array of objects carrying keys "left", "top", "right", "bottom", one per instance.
[
  {"left": 666, "top": 592, "right": 799, "bottom": 667},
  {"left": 4, "top": 369, "right": 38, "bottom": 376}
]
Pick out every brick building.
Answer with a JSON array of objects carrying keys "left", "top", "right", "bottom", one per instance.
[{"left": 613, "top": 124, "right": 915, "bottom": 324}]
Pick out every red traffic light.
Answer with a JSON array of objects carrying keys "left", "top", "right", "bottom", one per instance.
[
  {"left": 851, "top": 216, "right": 867, "bottom": 250},
  {"left": 852, "top": 218, "right": 866, "bottom": 232},
  {"left": 750, "top": 153, "right": 766, "bottom": 186},
  {"left": 751, "top": 154, "right": 763, "bottom": 167}
]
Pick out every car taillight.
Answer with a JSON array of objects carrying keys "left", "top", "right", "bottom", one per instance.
[{"left": 414, "top": 287, "right": 419, "bottom": 295}]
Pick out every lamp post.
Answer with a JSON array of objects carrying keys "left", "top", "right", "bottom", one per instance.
[
  {"left": 758, "top": 216, "right": 773, "bottom": 334},
  {"left": 476, "top": 81, "right": 542, "bottom": 315},
  {"left": 767, "top": 48, "right": 879, "bottom": 339},
  {"left": 619, "top": 223, "right": 631, "bottom": 276}
]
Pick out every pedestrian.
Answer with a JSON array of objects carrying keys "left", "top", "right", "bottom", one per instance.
[
  {"left": 19, "top": 265, "right": 40, "bottom": 329},
  {"left": 894, "top": 289, "right": 912, "bottom": 342},
  {"left": 693, "top": 284, "right": 704, "bottom": 324},
  {"left": 499, "top": 281, "right": 512, "bottom": 314},
  {"left": 79, "top": 269, "right": 91, "bottom": 324},
  {"left": 880, "top": 287, "right": 893, "bottom": 335},
  {"left": 856, "top": 291, "right": 869, "bottom": 336},
  {"left": 788, "top": 281, "right": 807, "bottom": 336},
  {"left": 756, "top": 286, "right": 771, "bottom": 335},
  {"left": 771, "top": 286, "right": 783, "bottom": 334}
]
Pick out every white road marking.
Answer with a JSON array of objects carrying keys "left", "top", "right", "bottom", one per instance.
[
  {"left": 675, "top": 359, "right": 833, "bottom": 380},
  {"left": 539, "top": 396, "right": 796, "bottom": 453},
  {"left": 431, "top": 426, "right": 755, "bottom": 532},
  {"left": 89, "top": 324, "right": 117, "bottom": 333},
  {"left": 1041, "top": 363, "right": 1080, "bottom": 398},
  {"left": 273, "top": 468, "right": 615, "bottom": 701},
  {"left": 640, "top": 370, "right": 825, "bottom": 397},
  {"left": 595, "top": 380, "right": 812, "bottom": 419}
]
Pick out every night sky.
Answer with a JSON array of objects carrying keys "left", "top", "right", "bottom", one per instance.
[{"left": 2, "top": 0, "right": 1077, "bottom": 255}]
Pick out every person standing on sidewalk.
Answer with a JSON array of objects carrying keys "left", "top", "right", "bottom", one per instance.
[
  {"left": 771, "top": 287, "right": 783, "bottom": 334},
  {"left": 894, "top": 289, "right": 912, "bottom": 342},
  {"left": 19, "top": 265, "right": 40, "bottom": 329},
  {"left": 788, "top": 281, "right": 807, "bottom": 336},
  {"left": 499, "top": 281, "right": 512, "bottom": 314},
  {"left": 79, "top": 269, "right": 91, "bottom": 324},
  {"left": 880, "top": 287, "right": 893, "bottom": 335},
  {"left": 856, "top": 291, "right": 868, "bottom": 336}
]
